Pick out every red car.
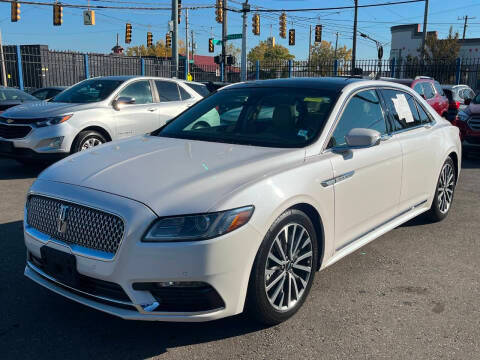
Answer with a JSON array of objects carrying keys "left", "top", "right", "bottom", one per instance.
[
  {"left": 387, "top": 77, "right": 449, "bottom": 118},
  {"left": 452, "top": 93, "right": 480, "bottom": 157}
]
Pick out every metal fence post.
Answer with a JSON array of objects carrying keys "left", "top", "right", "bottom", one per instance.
[
  {"left": 220, "top": 62, "right": 224, "bottom": 82},
  {"left": 84, "top": 54, "right": 90, "bottom": 79},
  {"left": 255, "top": 60, "right": 260, "bottom": 80},
  {"left": 141, "top": 58, "right": 145, "bottom": 76},
  {"left": 288, "top": 60, "right": 293, "bottom": 78},
  {"left": 184, "top": 58, "right": 188, "bottom": 80},
  {"left": 333, "top": 59, "right": 338, "bottom": 77},
  {"left": 390, "top": 57, "right": 396, "bottom": 78},
  {"left": 16, "top": 45, "right": 24, "bottom": 90},
  {"left": 455, "top": 58, "right": 461, "bottom": 85}
]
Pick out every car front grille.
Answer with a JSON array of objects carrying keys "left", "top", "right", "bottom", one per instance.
[
  {"left": 0, "top": 123, "right": 31, "bottom": 139},
  {"left": 26, "top": 195, "right": 125, "bottom": 254},
  {"left": 469, "top": 117, "right": 480, "bottom": 131}
]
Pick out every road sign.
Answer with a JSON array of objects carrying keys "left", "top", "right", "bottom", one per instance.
[
  {"left": 227, "top": 34, "right": 242, "bottom": 40},
  {"left": 212, "top": 39, "right": 222, "bottom": 45}
]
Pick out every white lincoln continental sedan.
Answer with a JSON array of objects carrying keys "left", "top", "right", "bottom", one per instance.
[{"left": 24, "top": 78, "right": 461, "bottom": 324}]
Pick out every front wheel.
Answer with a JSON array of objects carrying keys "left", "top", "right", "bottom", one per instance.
[
  {"left": 71, "top": 130, "right": 107, "bottom": 153},
  {"left": 427, "top": 157, "right": 456, "bottom": 222},
  {"left": 246, "top": 209, "right": 318, "bottom": 325}
]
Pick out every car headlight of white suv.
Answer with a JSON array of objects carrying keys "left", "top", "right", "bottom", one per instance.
[
  {"left": 36, "top": 114, "right": 73, "bottom": 127},
  {"left": 143, "top": 206, "right": 254, "bottom": 242}
]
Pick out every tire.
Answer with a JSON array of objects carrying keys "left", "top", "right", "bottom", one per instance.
[
  {"left": 71, "top": 130, "right": 107, "bottom": 153},
  {"left": 427, "top": 157, "right": 456, "bottom": 222},
  {"left": 246, "top": 209, "right": 318, "bottom": 325}
]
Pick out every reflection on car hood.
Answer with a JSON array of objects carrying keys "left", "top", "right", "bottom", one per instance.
[
  {"left": 0, "top": 101, "right": 103, "bottom": 118},
  {"left": 39, "top": 136, "right": 305, "bottom": 216}
]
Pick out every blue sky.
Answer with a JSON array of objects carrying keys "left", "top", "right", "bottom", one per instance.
[{"left": 1, "top": 0, "right": 480, "bottom": 59}]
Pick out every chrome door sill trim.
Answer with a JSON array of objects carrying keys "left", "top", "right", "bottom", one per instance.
[{"left": 336, "top": 199, "right": 428, "bottom": 252}]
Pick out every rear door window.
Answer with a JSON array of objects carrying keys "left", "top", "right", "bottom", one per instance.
[
  {"left": 178, "top": 86, "right": 192, "bottom": 100},
  {"left": 380, "top": 89, "right": 422, "bottom": 130},
  {"left": 185, "top": 83, "right": 210, "bottom": 97},
  {"left": 155, "top": 81, "right": 181, "bottom": 102},
  {"left": 413, "top": 83, "right": 424, "bottom": 97},
  {"left": 422, "top": 83, "right": 435, "bottom": 99},
  {"left": 433, "top": 81, "right": 445, "bottom": 96},
  {"left": 416, "top": 102, "right": 431, "bottom": 124}
]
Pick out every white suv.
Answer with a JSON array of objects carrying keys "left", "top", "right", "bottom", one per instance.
[{"left": 0, "top": 76, "right": 205, "bottom": 163}]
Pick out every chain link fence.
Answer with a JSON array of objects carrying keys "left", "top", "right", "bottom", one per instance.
[{"left": 1, "top": 45, "right": 479, "bottom": 92}]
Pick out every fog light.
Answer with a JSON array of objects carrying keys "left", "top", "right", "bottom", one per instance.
[{"left": 37, "top": 136, "right": 64, "bottom": 149}]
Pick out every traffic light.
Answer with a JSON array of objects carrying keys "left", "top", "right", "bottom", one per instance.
[
  {"left": 315, "top": 25, "right": 322, "bottom": 43},
  {"left": 178, "top": 0, "right": 182, "bottom": 24},
  {"left": 215, "top": 0, "right": 223, "bottom": 24},
  {"left": 288, "top": 29, "right": 295, "bottom": 46},
  {"left": 125, "top": 23, "right": 132, "bottom": 44},
  {"left": 147, "top": 32, "right": 153, "bottom": 47},
  {"left": 208, "top": 38, "right": 214, "bottom": 53},
  {"left": 252, "top": 13, "right": 260, "bottom": 35},
  {"left": 11, "top": 1, "right": 20, "bottom": 22},
  {"left": 279, "top": 12, "right": 287, "bottom": 39},
  {"left": 166, "top": 32, "right": 172, "bottom": 48},
  {"left": 53, "top": 3, "right": 63, "bottom": 26}
]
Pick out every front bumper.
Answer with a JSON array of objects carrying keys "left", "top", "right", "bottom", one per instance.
[{"left": 24, "top": 179, "right": 262, "bottom": 321}]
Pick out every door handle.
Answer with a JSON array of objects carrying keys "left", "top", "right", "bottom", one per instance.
[{"left": 147, "top": 108, "right": 157, "bottom": 112}]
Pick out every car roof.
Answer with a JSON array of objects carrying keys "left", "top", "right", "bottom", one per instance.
[
  {"left": 220, "top": 77, "right": 365, "bottom": 91},
  {"left": 91, "top": 75, "right": 204, "bottom": 86}
]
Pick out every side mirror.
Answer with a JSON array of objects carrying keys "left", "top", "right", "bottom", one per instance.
[
  {"left": 345, "top": 128, "right": 381, "bottom": 148},
  {"left": 464, "top": 98, "right": 471, "bottom": 106},
  {"left": 112, "top": 96, "right": 136, "bottom": 110}
]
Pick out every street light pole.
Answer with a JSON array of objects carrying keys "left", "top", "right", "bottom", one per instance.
[
  {"left": 351, "top": 0, "right": 358, "bottom": 75},
  {"left": 222, "top": 0, "right": 228, "bottom": 81},
  {"left": 421, "top": 0, "right": 429, "bottom": 61},
  {"left": 360, "top": 32, "right": 383, "bottom": 79},
  {"left": 241, "top": 1, "right": 250, "bottom": 82},
  {"left": 172, "top": 0, "right": 179, "bottom": 76}
]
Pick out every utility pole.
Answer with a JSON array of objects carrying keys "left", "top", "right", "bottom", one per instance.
[
  {"left": 351, "top": 0, "right": 358, "bottom": 75},
  {"left": 191, "top": 30, "right": 194, "bottom": 61},
  {"left": 185, "top": 8, "right": 189, "bottom": 77},
  {"left": 222, "top": 0, "right": 228, "bottom": 81},
  {"left": 334, "top": 32, "right": 339, "bottom": 59},
  {"left": 459, "top": 15, "right": 476, "bottom": 39},
  {"left": 0, "top": 30, "right": 6, "bottom": 86},
  {"left": 241, "top": 1, "right": 249, "bottom": 82},
  {"left": 421, "top": 0, "right": 429, "bottom": 61},
  {"left": 172, "top": 0, "right": 179, "bottom": 77},
  {"left": 308, "top": 25, "right": 312, "bottom": 64}
]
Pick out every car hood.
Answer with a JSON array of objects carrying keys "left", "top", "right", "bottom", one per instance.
[
  {"left": 1, "top": 101, "right": 102, "bottom": 118},
  {"left": 38, "top": 136, "right": 305, "bottom": 216}
]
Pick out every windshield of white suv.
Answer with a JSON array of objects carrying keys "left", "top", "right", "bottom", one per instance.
[
  {"left": 51, "top": 79, "right": 124, "bottom": 103},
  {"left": 156, "top": 87, "right": 336, "bottom": 148}
]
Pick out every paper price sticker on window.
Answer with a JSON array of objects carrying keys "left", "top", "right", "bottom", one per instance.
[{"left": 392, "top": 94, "right": 414, "bottom": 123}]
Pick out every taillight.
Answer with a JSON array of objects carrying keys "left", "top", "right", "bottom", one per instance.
[
  {"left": 455, "top": 101, "right": 460, "bottom": 110},
  {"left": 449, "top": 101, "right": 460, "bottom": 110}
]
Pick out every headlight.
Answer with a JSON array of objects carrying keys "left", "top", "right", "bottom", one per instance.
[
  {"left": 36, "top": 114, "right": 73, "bottom": 127},
  {"left": 457, "top": 111, "right": 470, "bottom": 122},
  {"left": 143, "top": 206, "right": 254, "bottom": 242}
]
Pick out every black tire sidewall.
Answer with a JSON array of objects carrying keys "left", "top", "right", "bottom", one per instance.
[
  {"left": 429, "top": 157, "right": 456, "bottom": 222},
  {"left": 72, "top": 131, "right": 106, "bottom": 153},
  {"left": 247, "top": 209, "right": 318, "bottom": 325}
]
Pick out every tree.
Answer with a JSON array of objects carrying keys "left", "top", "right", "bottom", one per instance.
[
  {"left": 225, "top": 43, "right": 241, "bottom": 62},
  {"left": 126, "top": 40, "right": 186, "bottom": 58},
  {"left": 247, "top": 40, "right": 294, "bottom": 63},
  {"left": 422, "top": 27, "right": 460, "bottom": 62},
  {"left": 309, "top": 41, "right": 352, "bottom": 76}
]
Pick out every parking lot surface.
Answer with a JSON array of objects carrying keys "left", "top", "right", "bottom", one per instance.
[{"left": 1, "top": 156, "right": 479, "bottom": 360}]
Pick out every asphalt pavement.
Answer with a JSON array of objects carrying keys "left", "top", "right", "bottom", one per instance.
[{"left": 1, "top": 156, "right": 479, "bottom": 360}]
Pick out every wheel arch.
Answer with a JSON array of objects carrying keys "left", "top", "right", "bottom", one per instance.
[
  {"left": 71, "top": 126, "right": 113, "bottom": 151},
  {"left": 448, "top": 151, "right": 459, "bottom": 182}
]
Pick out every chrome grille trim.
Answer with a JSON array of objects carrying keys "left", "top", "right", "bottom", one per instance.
[
  {"left": 468, "top": 117, "right": 480, "bottom": 130},
  {"left": 26, "top": 195, "right": 125, "bottom": 254}
]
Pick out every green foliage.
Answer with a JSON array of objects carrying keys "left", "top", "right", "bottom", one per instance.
[
  {"left": 247, "top": 40, "right": 295, "bottom": 63},
  {"left": 423, "top": 27, "right": 461, "bottom": 62},
  {"left": 310, "top": 40, "right": 352, "bottom": 64},
  {"left": 126, "top": 40, "right": 186, "bottom": 57}
]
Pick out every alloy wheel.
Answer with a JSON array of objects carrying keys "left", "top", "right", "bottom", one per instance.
[
  {"left": 437, "top": 162, "right": 455, "bottom": 214},
  {"left": 264, "top": 223, "right": 313, "bottom": 312},
  {"left": 80, "top": 137, "right": 102, "bottom": 151}
]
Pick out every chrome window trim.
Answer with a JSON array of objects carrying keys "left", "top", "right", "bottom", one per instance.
[
  {"left": 26, "top": 191, "right": 128, "bottom": 262},
  {"left": 27, "top": 261, "right": 134, "bottom": 306}
]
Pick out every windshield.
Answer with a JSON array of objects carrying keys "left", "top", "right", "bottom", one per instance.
[
  {"left": 0, "top": 88, "right": 37, "bottom": 101},
  {"left": 52, "top": 79, "right": 124, "bottom": 103},
  {"left": 156, "top": 87, "right": 337, "bottom": 148}
]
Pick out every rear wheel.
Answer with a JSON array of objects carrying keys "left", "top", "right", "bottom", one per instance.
[
  {"left": 427, "top": 157, "right": 456, "bottom": 222},
  {"left": 246, "top": 209, "right": 318, "bottom": 325},
  {"left": 71, "top": 130, "right": 107, "bottom": 153}
]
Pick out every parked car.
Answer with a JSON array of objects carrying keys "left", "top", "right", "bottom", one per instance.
[
  {"left": 200, "top": 81, "right": 231, "bottom": 93},
  {"left": 0, "top": 86, "right": 40, "bottom": 114},
  {"left": 30, "top": 86, "right": 67, "bottom": 101},
  {"left": 442, "top": 85, "right": 475, "bottom": 121},
  {"left": 23, "top": 78, "right": 461, "bottom": 324},
  {"left": 453, "top": 91, "right": 480, "bottom": 157},
  {"left": 385, "top": 77, "right": 449, "bottom": 118},
  {"left": 0, "top": 76, "right": 204, "bottom": 163}
]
